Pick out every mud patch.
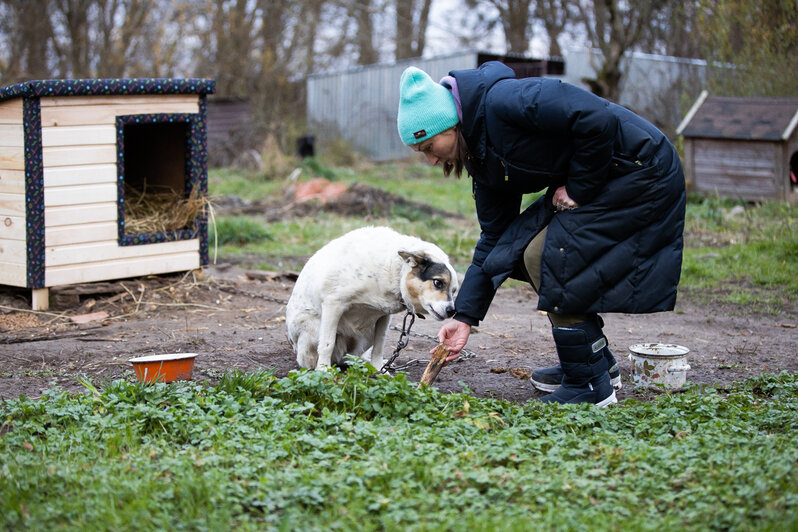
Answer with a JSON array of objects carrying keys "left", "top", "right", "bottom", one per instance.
[{"left": 215, "top": 182, "right": 463, "bottom": 221}]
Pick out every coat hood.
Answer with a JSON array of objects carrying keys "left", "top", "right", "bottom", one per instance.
[{"left": 450, "top": 61, "right": 516, "bottom": 159}]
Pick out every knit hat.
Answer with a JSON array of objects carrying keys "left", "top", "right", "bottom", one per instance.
[{"left": 397, "top": 67, "right": 459, "bottom": 146}]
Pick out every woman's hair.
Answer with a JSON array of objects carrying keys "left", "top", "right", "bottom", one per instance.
[{"left": 442, "top": 126, "right": 470, "bottom": 179}]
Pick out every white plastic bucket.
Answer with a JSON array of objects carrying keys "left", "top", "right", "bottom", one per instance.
[{"left": 628, "top": 343, "right": 690, "bottom": 389}]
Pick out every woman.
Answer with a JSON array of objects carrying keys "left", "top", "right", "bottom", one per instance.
[{"left": 396, "top": 62, "right": 686, "bottom": 406}]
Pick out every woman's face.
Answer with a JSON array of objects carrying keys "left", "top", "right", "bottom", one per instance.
[{"left": 412, "top": 127, "right": 457, "bottom": 168}]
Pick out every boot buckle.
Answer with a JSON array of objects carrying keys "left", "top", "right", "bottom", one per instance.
[{"left": 591, "top": 337, "right": 607, "bottom": 353}]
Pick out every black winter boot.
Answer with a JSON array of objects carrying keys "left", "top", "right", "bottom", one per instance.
[
  {"left": 531, "top": 352, "right": 621, "bottom": 392},
  {"left": 531, "top": 316, "right": 621, "bottom": 393},
  {"left": 539, "top": 320, "right": 618, "bottom": 407}
]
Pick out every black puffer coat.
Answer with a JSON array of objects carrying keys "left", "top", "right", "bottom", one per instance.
[{"left": 451, "top": 62, "right": 686, "bottom": 325}]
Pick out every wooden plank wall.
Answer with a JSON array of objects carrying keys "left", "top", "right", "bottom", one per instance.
[
  {"left": 693, "top": 139, "right": 779, "bottom": 200},
  {"left": 40, "top": 94, "right": 202, "bottom": 287},
  {"left": 206, "top": 98, "right": 251, "bottom": 147},
  {"left": 0, "top": 99, "right": 26, "bottom": 287}
]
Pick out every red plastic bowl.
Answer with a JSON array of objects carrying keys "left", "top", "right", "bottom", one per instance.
[{"left": 129, "top": 353, "right": 197, "bottom": 383}]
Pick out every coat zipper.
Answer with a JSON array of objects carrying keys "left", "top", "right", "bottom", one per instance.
[{"left": 500, "top": 159, "right": 508, "bottom": 181}]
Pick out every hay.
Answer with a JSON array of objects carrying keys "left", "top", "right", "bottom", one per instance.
[{"left": 124, "top": 184, "right": 209, "bottom": 235}]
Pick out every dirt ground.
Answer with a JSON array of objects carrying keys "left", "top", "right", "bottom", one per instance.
[
  {"left": 1, "top": 263, "right": 796, "bottom": 403},
  {"left": 1, "top": 187, "right": 797, "bottom": 403}
]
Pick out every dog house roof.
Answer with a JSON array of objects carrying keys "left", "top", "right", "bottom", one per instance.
[
  {"left": 677, "top": 91, "right": 798, "bottom": 142},
  {"left": 0, "top": 77, "right": 215, "bottom": 103}
]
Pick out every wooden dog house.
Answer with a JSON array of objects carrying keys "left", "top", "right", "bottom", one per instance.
[
  {"left": 677, "top": 91, "right": 798, "bottom": 202},
  {"left": 0, "top": 78, "right": 215, "bottom": 309}
]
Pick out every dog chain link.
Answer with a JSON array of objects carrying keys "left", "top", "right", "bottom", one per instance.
[
  {"left": 379, "top": 311, "right": 415, "bottom": 373},
  {"left": 381, "top": 317, "right": 478, "bottom": 373}
]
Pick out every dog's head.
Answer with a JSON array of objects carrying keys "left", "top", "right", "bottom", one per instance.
[{"left": 398, "top": 249, "right": 458, "bottom": 320}]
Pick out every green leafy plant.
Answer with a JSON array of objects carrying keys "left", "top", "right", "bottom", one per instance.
[{"left": 2, "top": 365, "right": 796, "bottom": 531}]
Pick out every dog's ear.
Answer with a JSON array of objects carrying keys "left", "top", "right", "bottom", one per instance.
[{"left": 398, "top": 250, "right": 429, "bottom": 268}]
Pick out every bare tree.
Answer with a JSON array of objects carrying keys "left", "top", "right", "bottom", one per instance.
[
  {"left": 133, "top": 2, "right": 198, "bottom": 78},
  {"left": 0, "top": 0, "right": 55, "bottom": 82},
  {"left": 258, "top": 0, "right": 294, "bottom": 74},
  {"left": 49, "top": 0, "right": 93, "bottom": 77},
  {"left": 324, "top": 0, "right": 387, "bottom": 66},
  {"left": 574, "top": 0, "right": 669, "bottom": 101},
  {"left": 394, "top": 0, "right": 433, "bottom": 60},
  {"left": 207, "top": 0, "right": 259, "bottom": 98},
  {"left": 535, "top": 0, "right": 571, "bottom": 58},
  {"left": 93, "top": 0, "right": 159, "bottom": 78},
  {"left": 353, "top": 0, "right": 379, "bottom": 65},
  {"left": 466, "top": 0, "right": 535, "bottom": 54},
  {"left": 641, "top": 0, "right": 705, "bottom": 59},
  {"left": 298, "top": 0, "right": 325, "bottom": 75},
  {"left": 697, "top": 0, "right": 798, "bottom": 97}
]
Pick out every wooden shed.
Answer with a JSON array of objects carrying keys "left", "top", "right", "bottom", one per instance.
[
  {"left": 0, "top": 77, "right": 215, "bottom": 309},
  {"left": 676, "top": 91, "right": 798, "bottom": 202}
]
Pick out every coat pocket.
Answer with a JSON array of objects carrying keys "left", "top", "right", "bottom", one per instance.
[
  {"left": 610, "top": 153, "right": 658, "bottom": 178},
  {"left": 477, "top": 146, "right": 562, "bottom": 193}
]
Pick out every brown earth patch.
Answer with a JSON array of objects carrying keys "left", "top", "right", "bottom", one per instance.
[
  {"left": 1, "top": 266, "right": 796, "bottom": 404},
  {"left": 214, "top": 182, "right": 463, "bottom": 221}
]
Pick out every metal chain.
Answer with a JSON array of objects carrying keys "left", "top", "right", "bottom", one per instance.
[
  {"left": 382, "top": 322, "right": 478, "bottom": 373},
  {"left": 390, "top": 325, "right": 478, "bottom": 358},
  {"left": 379, "top": 311, "right": 415, "bottom": 373}
]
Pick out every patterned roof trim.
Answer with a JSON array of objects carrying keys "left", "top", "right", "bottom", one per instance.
[{"left": 0, "top": 78, "right": 215, "bottom": 103}]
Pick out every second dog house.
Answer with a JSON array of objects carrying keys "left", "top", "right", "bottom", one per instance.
[
  {"left": 677, "top": 91, "right": 798, "bottom": 202},
  {"left": 0, "top": 78, "right": 215, "bottom": 309}
]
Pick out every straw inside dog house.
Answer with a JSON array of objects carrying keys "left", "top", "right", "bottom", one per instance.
[{"left": 0, "top": 78, "right": 215, "bottom": 309}]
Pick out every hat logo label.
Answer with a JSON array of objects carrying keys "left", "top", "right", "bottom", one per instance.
[{"left": 413, "top": 129, "right": 427, "bottom": 139}]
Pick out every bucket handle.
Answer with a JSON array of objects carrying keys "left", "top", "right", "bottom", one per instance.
[{"left": 667, "top": 365, "right": 691, "bottom": 373}]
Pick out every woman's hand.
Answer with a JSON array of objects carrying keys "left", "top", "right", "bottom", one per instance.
[
  {"left": 434, "top": 320, "right": 471, "bottom": 362},
  {"left": 553, "top": 185, "right": 579, "bottom": 211}
]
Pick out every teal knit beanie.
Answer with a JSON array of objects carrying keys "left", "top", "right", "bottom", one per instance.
[{"left": 397, "top": 67, "right": 459, "bottom": 146}]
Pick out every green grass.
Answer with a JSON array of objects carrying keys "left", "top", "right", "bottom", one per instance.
[
  {"left": 208, "top": 165, "right": 798, "bottom": 310},
  {"left": 1, "top": 364, "right": 796, "bottom": 531},
  {"left": 208, "top": 163, "right": 484, "bottom": 271},
  {"left": 208, "top": 167, "right": 288, "bottom": 201},
  {"left": 682, "top": 239, "right": 798, "bottom": 306},
  {"left": 210, "top": 217, "right": 274, "bottom": 246},
  {"left": 218, "top": 213, "right": 480, "bottom": 272},
  {"left": 682, "top": 195, "right": 798, "bottom": 309},
  {"left": 207, "top": 164, "right": 798, "bottom": 309}
]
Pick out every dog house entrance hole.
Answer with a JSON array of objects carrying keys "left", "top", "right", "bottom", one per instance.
[
  {"left": 790, "top": 151, "right": 797, "bottom": 193},
  {"left": 122, "top": 121, "right": 202, "bottom": 236}
]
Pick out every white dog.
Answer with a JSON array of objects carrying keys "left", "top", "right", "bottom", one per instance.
[{"left": 286, "top": 226, "right": 458, "bottom": 370}]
